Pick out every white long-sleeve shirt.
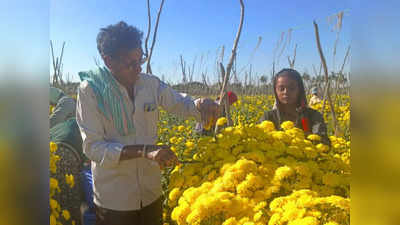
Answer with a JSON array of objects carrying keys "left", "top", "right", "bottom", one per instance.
[{"left": 76, "top": 72, "right": 201, "bottom": 210}]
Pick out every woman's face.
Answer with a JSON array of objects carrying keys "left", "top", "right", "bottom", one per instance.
[{"left": 275, "top": 74, "right": 300, "bottom": 106}]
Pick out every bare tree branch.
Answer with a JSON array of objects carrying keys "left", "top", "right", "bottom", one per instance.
[
  {"left": 144, "top": 0, "right": 151, "bottom": 58},
  {"left": 339, "top": 45, "right": 351, "bottom": 75},
  {"left": 215, "top": 0, "right": 245, "bottom": 132},
  {"left": 146, "top": 0, "right": 165, "bottom": 74},
  {"left": 313, "top": 20, "right": 339, "bottom": 136},
  {"left": 288, "top": 43, "right": 297, "bottom": 68},
  {"left": 180, "top": 55, "right": 187, "bottom": 84}
]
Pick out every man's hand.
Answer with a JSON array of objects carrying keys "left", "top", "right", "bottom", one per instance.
[
  {"left": 146, "top": 145, "right": 179, "bottom": 169},
  {"left": 195, "top": 98, "right": 222, "bottom": 130}
]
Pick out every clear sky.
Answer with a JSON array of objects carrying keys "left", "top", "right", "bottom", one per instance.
[{"left": 50, "top": 0, "right": 351, "bottom": 84}]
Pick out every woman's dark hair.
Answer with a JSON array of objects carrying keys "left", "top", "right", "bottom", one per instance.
[
  {"left": 97, "top": 21, "right": 143, "bottom": 59},
  {"left": 273, "top": 68, "right": 307, "bottom": 107}
]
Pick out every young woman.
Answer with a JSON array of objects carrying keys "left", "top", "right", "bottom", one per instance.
[{"left": 260, "top": 68, "right": 331, "bottom": 146}]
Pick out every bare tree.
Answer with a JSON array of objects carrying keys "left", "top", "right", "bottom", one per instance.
[
  {"left": 180, "top": 55, "right": 187, "bottom": 84},
  {"left": 328, "top": 11, "right": 344, "bottom": 72},
  {"left": 277, "top": 28, "right": 292, "bottom": 69},
  {"left": 146, "top": 0, "right": 166, "bottom": 74},
  {"left": 287, "top": 43, "right": 297, "bottom": 69},
  {"left": 50, "top": 40, "right": 66, "bottom": 88},
  {"left": 215, "top": 0, "right": 245, "bottom": 133},
  {"left": 334, "top": 45, "right": 351, "bottom": 102}
]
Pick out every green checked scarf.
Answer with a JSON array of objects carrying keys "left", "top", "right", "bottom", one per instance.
[{"left": 79, "top": 67, "right": 135, "bottom": 136}]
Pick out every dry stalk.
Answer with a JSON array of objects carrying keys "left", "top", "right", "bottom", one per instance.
[
  {"left": 334, "top": 45, "right": 351, "bottom": 103},
  {"left": 180, "top": 55, "right": 187, "bottom": 84},
  {"left": 147, "top": 0, "right": 165, "bottom": 74},
  {"left": 50, "top": 40, "right": 65, "bottom": 87},
  {"left": 144, "top": 0, "right": 151, "bottom": 59},
  {"left": 313, "top": 20, "right": 339, "bottom": 136},
  {"left": 277, "top": 28, "right": 292, "bottom": 68},
  {"left": 214, "top": 0, "right": 244, "bottom": 134},
  {"left": 288, "top": 43, "right": 297, "bottom": 69}
]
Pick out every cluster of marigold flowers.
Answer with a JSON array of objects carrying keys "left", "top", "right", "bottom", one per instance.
[
  {"left": 159, "top": 118, "right": 350, "bottom": 225},
  {"left": 49, "top": 142, "right": 76, "bottom": 225},
  {"left": 230, "top": 95, "right": 275, "bottom": 127},
  {"left": 309, "top": 94, "right": 350, "bottom": 137}
]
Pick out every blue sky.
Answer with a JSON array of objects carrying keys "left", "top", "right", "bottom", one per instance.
[{"left": 50, "top": 0, "right": 351, "bottom": 83}]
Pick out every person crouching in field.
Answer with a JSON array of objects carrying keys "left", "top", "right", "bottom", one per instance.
[
  {"left": 260, "top": 68, "right": 331, "bottom": 146},
  {"left": 309, "top": 87, "right": 322, "bottom": 106}
]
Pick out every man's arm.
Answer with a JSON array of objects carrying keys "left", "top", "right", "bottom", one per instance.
[
  {"left": 156, "top": 78, "right": 221, "bottom": 127},
  {"left": 77, "top": 81, "right": 177, "bottom": 167},
  {"left": 156, "top": 79, "right": 201, "bottom": 121}
]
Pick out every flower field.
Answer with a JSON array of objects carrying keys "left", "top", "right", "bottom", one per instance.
[{"left": 49, "top": 94, "right": 350, "bottom": 225}]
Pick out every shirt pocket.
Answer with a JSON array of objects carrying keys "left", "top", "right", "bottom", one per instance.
[{"left": 143, "top": 102, "right": 158, "bottom": 135}]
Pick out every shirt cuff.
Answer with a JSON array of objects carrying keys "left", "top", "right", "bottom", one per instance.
[{"left": 99, "top": 142, "right": 125, "bottom": 167}]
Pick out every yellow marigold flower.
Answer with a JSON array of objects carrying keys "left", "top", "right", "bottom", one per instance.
[
  {"left": 169, "top": 136, "right": 178, "bottom": 144},
  {"left": 185, "top": 141, "right": 194, "bottom": 149},
  {"left": 50, "top": 198, "right": 60, "bottom": 212},
  {"left": 50, "top": 142, "right": 58, "bottom": 153},
  {"left": 253, "top": 211, "right": 263, "bottom": 222},
  {"left": 50, "top": 214, "right": 56, "bottom": 225},
  {"left": 307, "top": 134, "right": 321, "bottom": 141},
  {"left": 49, "top": 178, "right": 61, "bottom": 197},
  {"left": 268, "top": 213, "right": 281, "bottom": 225},
  {"left": 281, "top": 121, "right": 294, "bottom": 130},
  {"left": 169, "top": 188, "right": 181, "bottom": 202},
  {"left": 239, "top": 217, "right": 250, "bottom": 224},
  {"left": 72, "top": 220, "right": 76, "bottom": 225},
  {"left": 287, "top": 216, "right": 318, "bottom": 225},
  {"left": 62, "top": 209, "right": 71, "bottom": 221},
  {"left": 65, "top": 174, "right": 75, "bottom": 188},
  {"left": 257, "top": 120, "right": 275, "bottom": 131},
  {"left": 178, "top": 125, "right": 185, "bottom": 132},
  {"left": 216, "top": 117, "right": 228, "bottom": 126},
  {"left": 323, "top": 222, "right": 339, "bottom": 225},
  {"left": 186, "top": 208, "right": 202, "bottom": 224},
  {"left": 222, "top": 217, "right": 238, "bottom": 225},
  {"left": 274, "top": 166, "right": 294, "bottom": 181},
  {"left": 243, "top": 222, "right": 255, "bottom": 225},
  {"left": 316, "top": 143, "right": 329, "bottom": 152},
  {"left": 254, "top": 201, "right": 267, "bottom": 211},
  {"left": 272, "top": 131, "right": 290, "bottom": 143}
]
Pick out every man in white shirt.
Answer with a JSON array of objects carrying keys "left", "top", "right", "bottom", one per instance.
[{"left": 76, "top": 21, "right": 220, "bottom": 225}]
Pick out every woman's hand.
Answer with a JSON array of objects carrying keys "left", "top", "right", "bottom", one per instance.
[{"left": 195, "top": 98, "right": 222, "bottom": 129}]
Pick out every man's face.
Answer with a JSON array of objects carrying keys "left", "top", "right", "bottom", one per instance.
[{"left": 105, "top": 48, "right": 145, "bottom": 86}]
